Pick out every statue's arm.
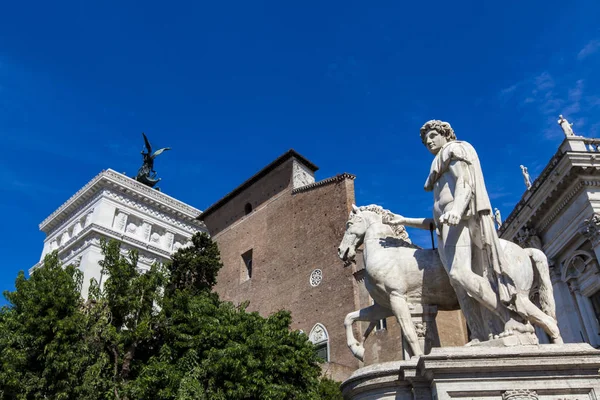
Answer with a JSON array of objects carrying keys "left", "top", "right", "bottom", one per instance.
[
  {"left": 384, "top": 214, "right": 434, "bottom": 230},
  {"left": 403, "top": 217, "right": 435, "bottom": 230}
]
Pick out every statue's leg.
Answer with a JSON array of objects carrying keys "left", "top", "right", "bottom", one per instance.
[
  {"left": 441, "top": 223, "right": 513, "bottom": 325},
  {"left": 438, "top": 227, "right": 490, "bottom": 341},
  {"left": 344, "top": 304, "right": 394, "bottom": 361},
  {"left": 450, "top": 283, "right": 488, "bottom": 342},
  {"left": 514, "top": 294, "right": 563, "bottom": 344},
  {"left": 389, "top": 293, "right": 423, "bottom": 357}
]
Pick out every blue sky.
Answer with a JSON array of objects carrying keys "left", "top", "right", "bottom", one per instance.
[{"left": 1, "top": 1, "right": 600, "bottom": 299}]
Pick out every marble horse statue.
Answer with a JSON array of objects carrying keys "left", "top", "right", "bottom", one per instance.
[{"left": 337, "top": 204, "right": 562, "bottom": 360}]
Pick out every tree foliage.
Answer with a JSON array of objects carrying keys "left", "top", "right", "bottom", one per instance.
[{"left": 0, "top": 233, "right": 342, "bottom": 399}]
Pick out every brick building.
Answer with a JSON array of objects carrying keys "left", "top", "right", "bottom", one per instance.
[{"left": 198, "top": 150, "right": 466, "bottom": 381}]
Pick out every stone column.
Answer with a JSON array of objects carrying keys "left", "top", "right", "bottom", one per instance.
[{"left": 572, "top": 284, "right": 600, "bottom": 347}]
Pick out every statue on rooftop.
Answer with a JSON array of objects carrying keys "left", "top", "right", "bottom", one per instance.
[
  {"left": 135, "top": 133, "right": 171, "bottom": 188},
  {"left": 520, "top": 165, "right": 532, "bottom": 190},
  {"left": 558, "top": 115, "right": 575, "bottom": 137},
  {"left": 494, "top": 208, "right": 502, "bottom": 229}
]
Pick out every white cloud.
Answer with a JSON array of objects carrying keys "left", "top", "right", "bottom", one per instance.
[{"left": 577, "top": 40, "right": 600, "bottom": 61}]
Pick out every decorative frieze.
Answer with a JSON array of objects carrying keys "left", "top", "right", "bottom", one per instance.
[{"left": 502, "top": 389, "right": 538, "bottom": 400}]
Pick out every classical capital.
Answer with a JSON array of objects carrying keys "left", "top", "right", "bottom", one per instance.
[
  {"left": 515, "top": 227, "right": 542, "bottom": 250},
  {"left": 580, "top": 213, "right": 600, "bottom": 246}
]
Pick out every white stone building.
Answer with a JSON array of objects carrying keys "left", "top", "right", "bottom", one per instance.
[
  {"left": 31, "top": 169, "right": 207, "bottom": 296},
  {"left": 500, "top": 134, "right": 600, "bottom": 348}
]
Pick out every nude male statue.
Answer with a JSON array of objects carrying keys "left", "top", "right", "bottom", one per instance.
[{"left": 384, "top": 120, "right": 529, "bottom": 341}]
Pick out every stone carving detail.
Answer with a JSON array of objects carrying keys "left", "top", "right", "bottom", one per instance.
[
  {"left": 515, "top": 227, "right": 543, "bottom": 250},
  {"left": 502, "top": 389, "right": 538, "bottom": 400},
  {"left": 165, "top": 232, "right": 175, "bottom": 250},
  {"left": 558, "top": 114, "right": 575, "bottom": 137},
  {"left": 72, "top": 220, "right": 83, "bottom": 236},
  {"left": 104, "top": 190, "right": 198, "bottom": 234},
  {"left": 150, "top": 232, "right": 161, "bottom": 244},
  {"left": 310, "top": 269, "right": 323, "bottom": 287},
  {"left": 414, "top": 322, "right": 426, "bottom": 338},
  {"left": 520, "top": 165, "right": 532, "bottom": 190},
  {"left": 580, "top": 213, "right": 600, "bottom": 246},
  {"left": 292, "top": 160, "right": 315, "bottom": 189},
  {"left": 141, "top": 221, "right": 152, "bottom": 241},
  {"left": 309, "top": 323, "right": 328, "bottom": 344},
  {"left": 85, "top": 209, "right": 94, "bottom": 227},
  {"left": 113, "top": 210, "right": 128, "bottom": 232},
  {"left": 61, "top": 230, "right": 70, "bottom": 245},
  {"left": 126, "top": 222, "right": 138, "bottom": 234}
]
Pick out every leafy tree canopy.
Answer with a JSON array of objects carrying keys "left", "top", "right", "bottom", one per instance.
[{"left": 0, "top": 233, "right": 342, "bottom": 399}]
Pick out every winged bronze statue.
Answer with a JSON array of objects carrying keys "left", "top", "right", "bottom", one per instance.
[{"left": 135, "top": 133, "right": 171, "bottom": 188}]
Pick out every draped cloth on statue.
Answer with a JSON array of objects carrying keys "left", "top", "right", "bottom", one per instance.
[{"left": 424, "top": 141, "right": 518, "bottom": 309}]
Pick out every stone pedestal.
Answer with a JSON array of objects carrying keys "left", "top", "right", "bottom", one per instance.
[{"left": 342, "top": 343, "right": 600, "bottom": 400}]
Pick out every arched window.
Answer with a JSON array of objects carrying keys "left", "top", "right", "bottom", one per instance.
[
  {"left": 245, "top": 203, "right": 252, "bottom": 215},
  {"left": 309, "top": 323, "right": 329, "bottom": 362}
]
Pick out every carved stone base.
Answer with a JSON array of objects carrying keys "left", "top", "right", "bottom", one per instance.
[{"left": 342, "top": 343, "right": 600, "bottom": 400}]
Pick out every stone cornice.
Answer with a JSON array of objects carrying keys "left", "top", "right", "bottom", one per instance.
[
  {"left": 499, "top": 149, "right": 565, "bottom": 236},
  {"left": 499, "top": 151, "right": 600, "bottom": 239},
  {"left": 40, "top": 169, "right": 203, "bottom": 233},
  {"left": 292, "top": 173, "right": 356, "bottom": 194}
]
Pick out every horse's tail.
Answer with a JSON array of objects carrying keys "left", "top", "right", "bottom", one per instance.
[{"left": 526, "top": 248, "right": 556, "bottom": 320}]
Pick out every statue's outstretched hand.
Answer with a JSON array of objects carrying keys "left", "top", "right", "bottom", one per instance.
[
  {"left": 383, "top": 212, "right": 405, "bottom": 225},
  {"left": 439, "top": 210, "right": 461, "bottom": 226}
]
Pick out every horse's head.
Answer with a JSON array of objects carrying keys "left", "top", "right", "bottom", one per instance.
[{"left": 338, "top": 204, "right": 373, "bottom": 263}]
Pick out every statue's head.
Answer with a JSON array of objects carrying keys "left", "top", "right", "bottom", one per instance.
[{"left": 420, "top": 120, "right": 456, "bottom": 155}]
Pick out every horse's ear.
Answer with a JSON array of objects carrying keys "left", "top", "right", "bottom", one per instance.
[{"left": 351, "top": 204, "right": 359, "bottom": 213}]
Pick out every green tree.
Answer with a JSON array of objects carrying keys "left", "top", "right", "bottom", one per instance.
[
  {"left": 0, "top": 252, "right": 93, "bottom": 399},
  {"left": 0, "top": 233, "right": 343, "bottom": 399}
]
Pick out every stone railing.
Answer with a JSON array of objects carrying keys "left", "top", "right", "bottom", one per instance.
[{"left": 584, "top": 138, "right": 600, "bottom": 152}]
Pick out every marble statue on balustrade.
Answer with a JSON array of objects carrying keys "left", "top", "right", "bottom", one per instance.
[
  {"left": 135, "top": 132, "right": 171, "bottom": 189},
  {"left": 337, "top": 120, "right": 562, "bottom": 361},
  {"left": 520, "top": 165, "right": 532, "bottom": 190},
  {"left": 558, "top": 114, "right": 575, "bottom": 137},
  {"left": 494, "top": 207, "right": 502, "bottom": 229}
]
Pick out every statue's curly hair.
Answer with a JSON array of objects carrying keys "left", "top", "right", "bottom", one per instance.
[{"left": 419, "top": 120, "right": 456, "bottom": 143}]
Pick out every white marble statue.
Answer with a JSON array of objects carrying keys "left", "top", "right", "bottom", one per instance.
[
  {"left": 558, "top": 114, "right": 575, "bottom": 137},
  {"left": 520, "top": 165, "right": 532, "bottom": 190},
  {"left": 494, "top": 208, "right": 502, "bottom": 229},
  {"left": 338, "top": 204, "right": 562, "bottom": 360},
  {"left": 338, "top": 120, "right": 563, "bottom": 360}
]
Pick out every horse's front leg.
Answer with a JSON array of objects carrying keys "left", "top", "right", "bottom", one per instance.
[
  {"left": 389, "top": 293, "right": 423, "bottom": 357},
  {"left": 344, "top": 304, "right": 393, "bottom": 361}
]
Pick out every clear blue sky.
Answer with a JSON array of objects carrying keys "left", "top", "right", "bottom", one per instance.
[{"left": 2, "top": 1, "right": 600, "bottom": 299}]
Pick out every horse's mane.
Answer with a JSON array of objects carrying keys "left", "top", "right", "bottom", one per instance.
[{"left": 358, "top": 205, "right": 412, "bottom": 244}]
